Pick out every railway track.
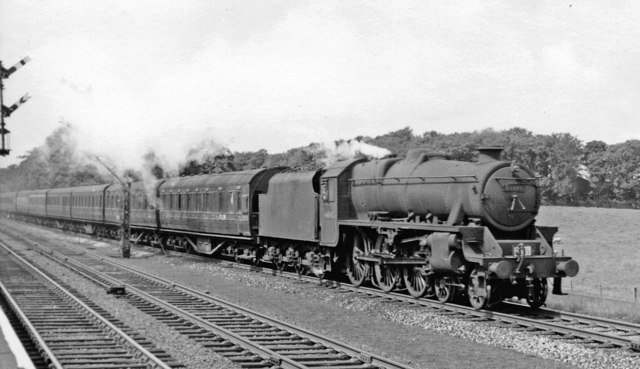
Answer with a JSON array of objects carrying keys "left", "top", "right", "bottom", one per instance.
[
  {"left": 0, "top": 232, "right": 413, "bottom": 369},
  {"left": 2, "top": 221, "right": 639, "bottom": 366},
  {"left": 0, "top": 242, "right": 182, "bottom": 369},
  {"left": 222, "top": 258, "right": 640, "bottom": 354}
]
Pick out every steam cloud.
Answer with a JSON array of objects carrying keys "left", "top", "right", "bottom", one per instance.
[{"left": 315, "top": 140, "right": 391, "bottom": 166}]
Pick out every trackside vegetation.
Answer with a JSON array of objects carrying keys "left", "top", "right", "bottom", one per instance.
[{"left": 1, "top": 124, "right": 639, "bottom": 208}]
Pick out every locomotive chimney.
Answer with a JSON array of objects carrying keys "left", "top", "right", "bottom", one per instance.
[{"left": 477, "top": 147, "right": 504, "bottom": 163}]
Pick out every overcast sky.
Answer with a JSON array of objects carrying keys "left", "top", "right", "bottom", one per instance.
[{"left": 1, "top": 1, "right": 639, "bottom": 170}]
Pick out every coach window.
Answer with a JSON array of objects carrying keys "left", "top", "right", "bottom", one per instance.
[
  {"left": 211, "top": 192, "right": 218, "bottom": 212},
  {"left": 232, "top": 192, "right": 240, "bottom": 213},
  {"left": 241, "top": 193, "right": 249, "bottom": 214}
]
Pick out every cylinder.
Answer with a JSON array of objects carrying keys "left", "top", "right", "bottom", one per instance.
[{"left": 488, "top": 260, "right": 514, "bottom": 279}]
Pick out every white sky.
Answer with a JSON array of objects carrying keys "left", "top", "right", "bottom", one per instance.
[{"left": 1, "top": 1, "right": 639, "bottom": 170}]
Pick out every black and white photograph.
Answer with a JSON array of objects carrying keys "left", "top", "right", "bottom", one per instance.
[{"left": 0, "top": 1, "right": 639, "bottom": 368}]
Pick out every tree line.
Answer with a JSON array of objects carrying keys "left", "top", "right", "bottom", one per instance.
[{"left": 1, "top": 124, "right": 639, "bottom": 208}]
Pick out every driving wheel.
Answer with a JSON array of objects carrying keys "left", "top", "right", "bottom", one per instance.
[
  {"left": 403, "top": 266, "right": 434, "bottom": 298},
  {"left": 346, "top": 230, "right": 370, "bottom": 286},
  {"left": 374, "top": 264, "right": 400, "bottom": 293}
]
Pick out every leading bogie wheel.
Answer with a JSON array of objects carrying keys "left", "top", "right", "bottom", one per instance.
[
  {"left": 467, "top": 268, "right": 490, "bottom": 310},
  {"left": 435, "top": 276, "right": 456, "bottom": 303},
  {"left": 526, "top": 278, "right": 548, "bottom": 309}
]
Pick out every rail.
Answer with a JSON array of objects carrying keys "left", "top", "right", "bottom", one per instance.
[
  {"left": 0, "top": 240, "right": 176, "bottom": 369},
  {"left": 16, "top": 237, "right": 413, "bottom": 369}
]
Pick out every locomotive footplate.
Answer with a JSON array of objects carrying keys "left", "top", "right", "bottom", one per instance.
[{"left": 354, "top": 255, "right": 426, "bottom": 265}]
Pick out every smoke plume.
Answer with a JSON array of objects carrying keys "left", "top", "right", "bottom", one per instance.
[{"left": 315, "top": 140, "right": 391, "bottom": 166}]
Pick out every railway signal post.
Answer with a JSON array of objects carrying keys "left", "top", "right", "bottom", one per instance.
[
  {"left": 94, "top": 156, "right": 131, "bottom": 258},
  {"left": 1, "top": 57, "right": 31, "bottom": 156}
]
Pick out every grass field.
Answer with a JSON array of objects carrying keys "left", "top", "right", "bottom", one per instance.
[{"left": 536, "top": 206, "right": 640, "bottom": 322}]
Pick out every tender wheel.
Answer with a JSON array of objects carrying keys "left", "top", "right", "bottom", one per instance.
[
  {"left": 467, "top": 269, "right": 490, "bottom": 310},
  {"left": 294, "top": 257, "right": 305, "bottom": 276},
  {"left": 403, "top": 266, "right": 434, "bottom": 298},
  {"left": 274, "top": 255, "right": 285, "bottom": 271},
  {"left": 374, "top": 264, "right": 400, "bottom": 293},
  {"left": 149, "top": 235, "right": 161, "bottom": 248},
  {"left": 435, "top": 276, "right": 456, "bottom": 303},
  {"left": 526, "top": 278, "right": 548, "bottom": 309},
  {"left": 183, "top": 239, "right": 193, "bottom": 254},
  {"left": 346, "top": 230, "right": 370, "bottom": 286}
]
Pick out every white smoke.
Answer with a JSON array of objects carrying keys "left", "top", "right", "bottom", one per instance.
[{"left": 316, "top": 140, "right": 391, "bottom": 166}]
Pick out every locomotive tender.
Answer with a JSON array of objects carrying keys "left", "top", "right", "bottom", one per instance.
[{"left": 0, "top": 147, "right": 578, "bottom": 309}]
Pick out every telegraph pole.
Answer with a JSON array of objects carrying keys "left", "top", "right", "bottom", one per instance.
[
  {"left": 1, "top": 57, "right": 31, "bottom": 156},
  {"left": 94, "top": 156, "right": 131, "bottom": 258}
]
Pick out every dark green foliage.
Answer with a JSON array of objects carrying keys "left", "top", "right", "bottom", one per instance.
[
  {"left": 234, "top": 149, "right": 268, "bottom": 170},
  {"left": 582, "top": 140, "right": 640, "bottom": 207},
  {"left": 262, "top": 146, "right": 321, "bottom": 171},
  {"left": 0, "top": 123, "right": 109, "bottom": 192},
  {"left": 180, "top": 152, "right": 237, "bottom": 176},
  {"left": 2, "top": 122, "right": 640, "bottom": 208}
]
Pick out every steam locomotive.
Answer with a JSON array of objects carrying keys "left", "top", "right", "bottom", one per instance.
[{"left": 0, "top": 147, "right": 578, "bottom": 309}]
